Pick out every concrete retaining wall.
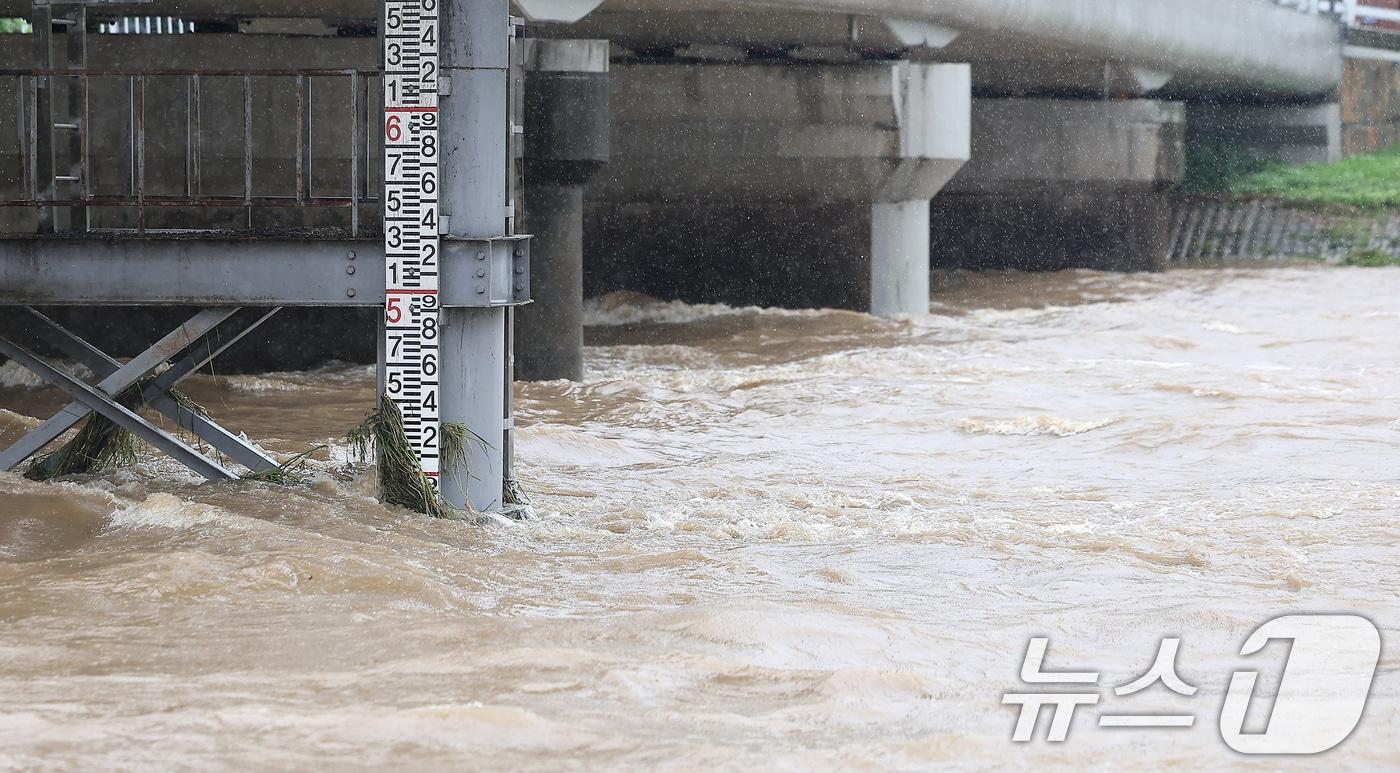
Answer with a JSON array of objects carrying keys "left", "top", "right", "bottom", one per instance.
[{"left": 1166, "top": 196, "right": 1400, "bottom": 264}]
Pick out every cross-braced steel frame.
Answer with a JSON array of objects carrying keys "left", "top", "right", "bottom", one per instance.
[{"left": 0, "top": 305, "right": 282, "bottom": 479}]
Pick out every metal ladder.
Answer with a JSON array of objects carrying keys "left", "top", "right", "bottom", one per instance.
[{"left": 32, "top": 1, "right": 89, "bottom": 233}]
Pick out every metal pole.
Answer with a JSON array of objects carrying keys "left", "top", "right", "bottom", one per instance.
[
  {"left": 190, "top": 74, "right": 202, "bottom": 201},
  {"left": 295, "top": 74, "right": 306, "bottom": 203},
  {"left": 243, "top": 75, "right": 253, "bottom": 228},
  {"left": 135, "top": 75, "right": 146, "bottom": 233},
  {"left": 32, "top": 3, "right": 53, "bottom": 233},
  {"left": 440, "top": 0, "right": 510, "bottom": 512},
  {"left": 350, "top": 71, "right": 361, "bottom": 236}
]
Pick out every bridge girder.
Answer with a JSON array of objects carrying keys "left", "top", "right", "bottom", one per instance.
[{"left": 0, "top": 0, "right": 1343, "bottom": 97}]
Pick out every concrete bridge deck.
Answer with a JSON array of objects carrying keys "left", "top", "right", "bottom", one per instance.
[{"left": 0, "top": 0, "right": 1346, "bottom": 96}]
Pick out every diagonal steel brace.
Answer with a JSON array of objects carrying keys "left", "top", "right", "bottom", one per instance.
[
  {"left": 0, "top": 335, "right": 236, "bottom": 481},
  {"left": 132, "top": 309, "right": 284, "bottom": 472},
  {"left": 0, "top": 307, "right": 283, "bottom": 479},
  {"left": 2, "top": 307, "right": 283, "bottom": 476},
  {"left": 0, "top": 308, "right": 236, "bottom": 471}
]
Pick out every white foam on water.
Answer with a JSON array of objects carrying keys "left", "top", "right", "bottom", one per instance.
[
  {"left": 1202, "top": 321, "right": 1247, "bottom": 334},
  {"left": 516, "top": 424, "right": 662, "bottom": 467},
  {"left": 218, "top": 363, "right": 374, "bottom": 393},
  {"left": 222, "top": 375, "right": 313, "bottom": 393},
  {"left": 107, "top": 493, "right": 243, "bottom": 531},
  {"left": 584, "top": 291, "right": 814, "bottom": 326},
  {"left": 0, "top": 359, "right": 93, "bottom": 388},
  {"left": 956, "top": 415, "right": 1119, "bottom": 437}
]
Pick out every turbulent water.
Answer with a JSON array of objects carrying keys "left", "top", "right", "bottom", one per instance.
[{"left": 1, "top": 266, "right": 1398, "bottom": 770}]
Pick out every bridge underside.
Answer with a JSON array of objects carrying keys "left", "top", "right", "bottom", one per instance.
[
  {"left": 0, "top": 0, "right": 1357, "bottom": 386},
  {"left": 0, "top": 0, "right": 1343, "bottom": 97}
]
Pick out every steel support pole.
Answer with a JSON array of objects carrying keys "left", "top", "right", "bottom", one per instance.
[
  {"left": 1, "top": 307, "right": 283, "bottom": 476},
  {"left": 0, "top": 307, "right": 235, "bottom": 470},
  {"left": 440, "top": 0, "right": 510, "bottom": 512}
]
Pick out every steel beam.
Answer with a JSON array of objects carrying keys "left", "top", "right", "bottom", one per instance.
[
  {"left": 0, "top": 238, "right": 525, "bottom": 307},
  {"left": 133, "top": 313, "right": 284, "bottom": 473}
]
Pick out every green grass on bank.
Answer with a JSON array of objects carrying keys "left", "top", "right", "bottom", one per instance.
[
  {"left": 1343, "top": 248, "right": 1400, "bottom": 267},
  {"left": 1183, "top": 143, "right": 1400, "bottom": 210}
]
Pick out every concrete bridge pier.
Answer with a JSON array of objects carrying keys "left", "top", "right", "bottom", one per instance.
[
  {"left": 516, "top": 39, "right": 610, "bottom": 382},
  {"left": 934, "top": 98, "right": 1186, "bottom": 272},
  {"left": 589, "top": 60, "right": 971, "bottom": 316},
  {"left": 870, "top": 200, "right": 932, "bottom": 316}
]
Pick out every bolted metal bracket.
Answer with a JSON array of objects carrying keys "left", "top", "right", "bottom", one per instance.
[{"left": 442, "top": 234, "right": 531, "bottom": 308}]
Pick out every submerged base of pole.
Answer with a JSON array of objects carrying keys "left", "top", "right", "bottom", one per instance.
[
  {"left": 350, "top": 395, "right": 474, "bottom": 520},
  {"left": 440, "top": 307, "right": 507, "bottom": 513}
]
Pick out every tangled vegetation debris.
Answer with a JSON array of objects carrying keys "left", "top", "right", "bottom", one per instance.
[
  {"left": 348, "top": 396, "right": 474, "bottom": 519},
  {"left": 25, "top": 381, "right": 206, "bottom": 481}
]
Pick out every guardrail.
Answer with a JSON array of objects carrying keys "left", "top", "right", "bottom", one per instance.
[
  {"left": 1274, "top": 0, "right": 1341, "bottom": 13},
  {"left": 1341, "top": 0, "right": 1400, "bottom": 28},
  {"left": 96, "top": 17, "right": 198, "bottom": 35},
  {"left": 1277, "top": 0, "right": 1400, "bottom": 31},
  {"left": 3, "top": 68, "right": 381, "bottom": 236}
]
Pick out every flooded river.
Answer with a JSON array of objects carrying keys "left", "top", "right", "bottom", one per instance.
[{"left": 1, "top": 266, "right": 1397, "bottom": 770}]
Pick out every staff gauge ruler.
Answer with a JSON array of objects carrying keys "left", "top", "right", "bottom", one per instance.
[{"left": 383, "top": 0, "right": 442, "bottom": 487}]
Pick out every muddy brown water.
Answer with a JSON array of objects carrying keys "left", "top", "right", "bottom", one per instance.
[{"left": 0, "top": 266, "right": 1397, "bottom": 770}]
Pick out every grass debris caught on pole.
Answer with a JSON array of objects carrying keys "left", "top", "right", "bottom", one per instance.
[
  {"left": 24, "top": 408, "right": 138, "bottom": 481},
  {"left": 348, "top": 395, "right": 473, "bottom": 519}
]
